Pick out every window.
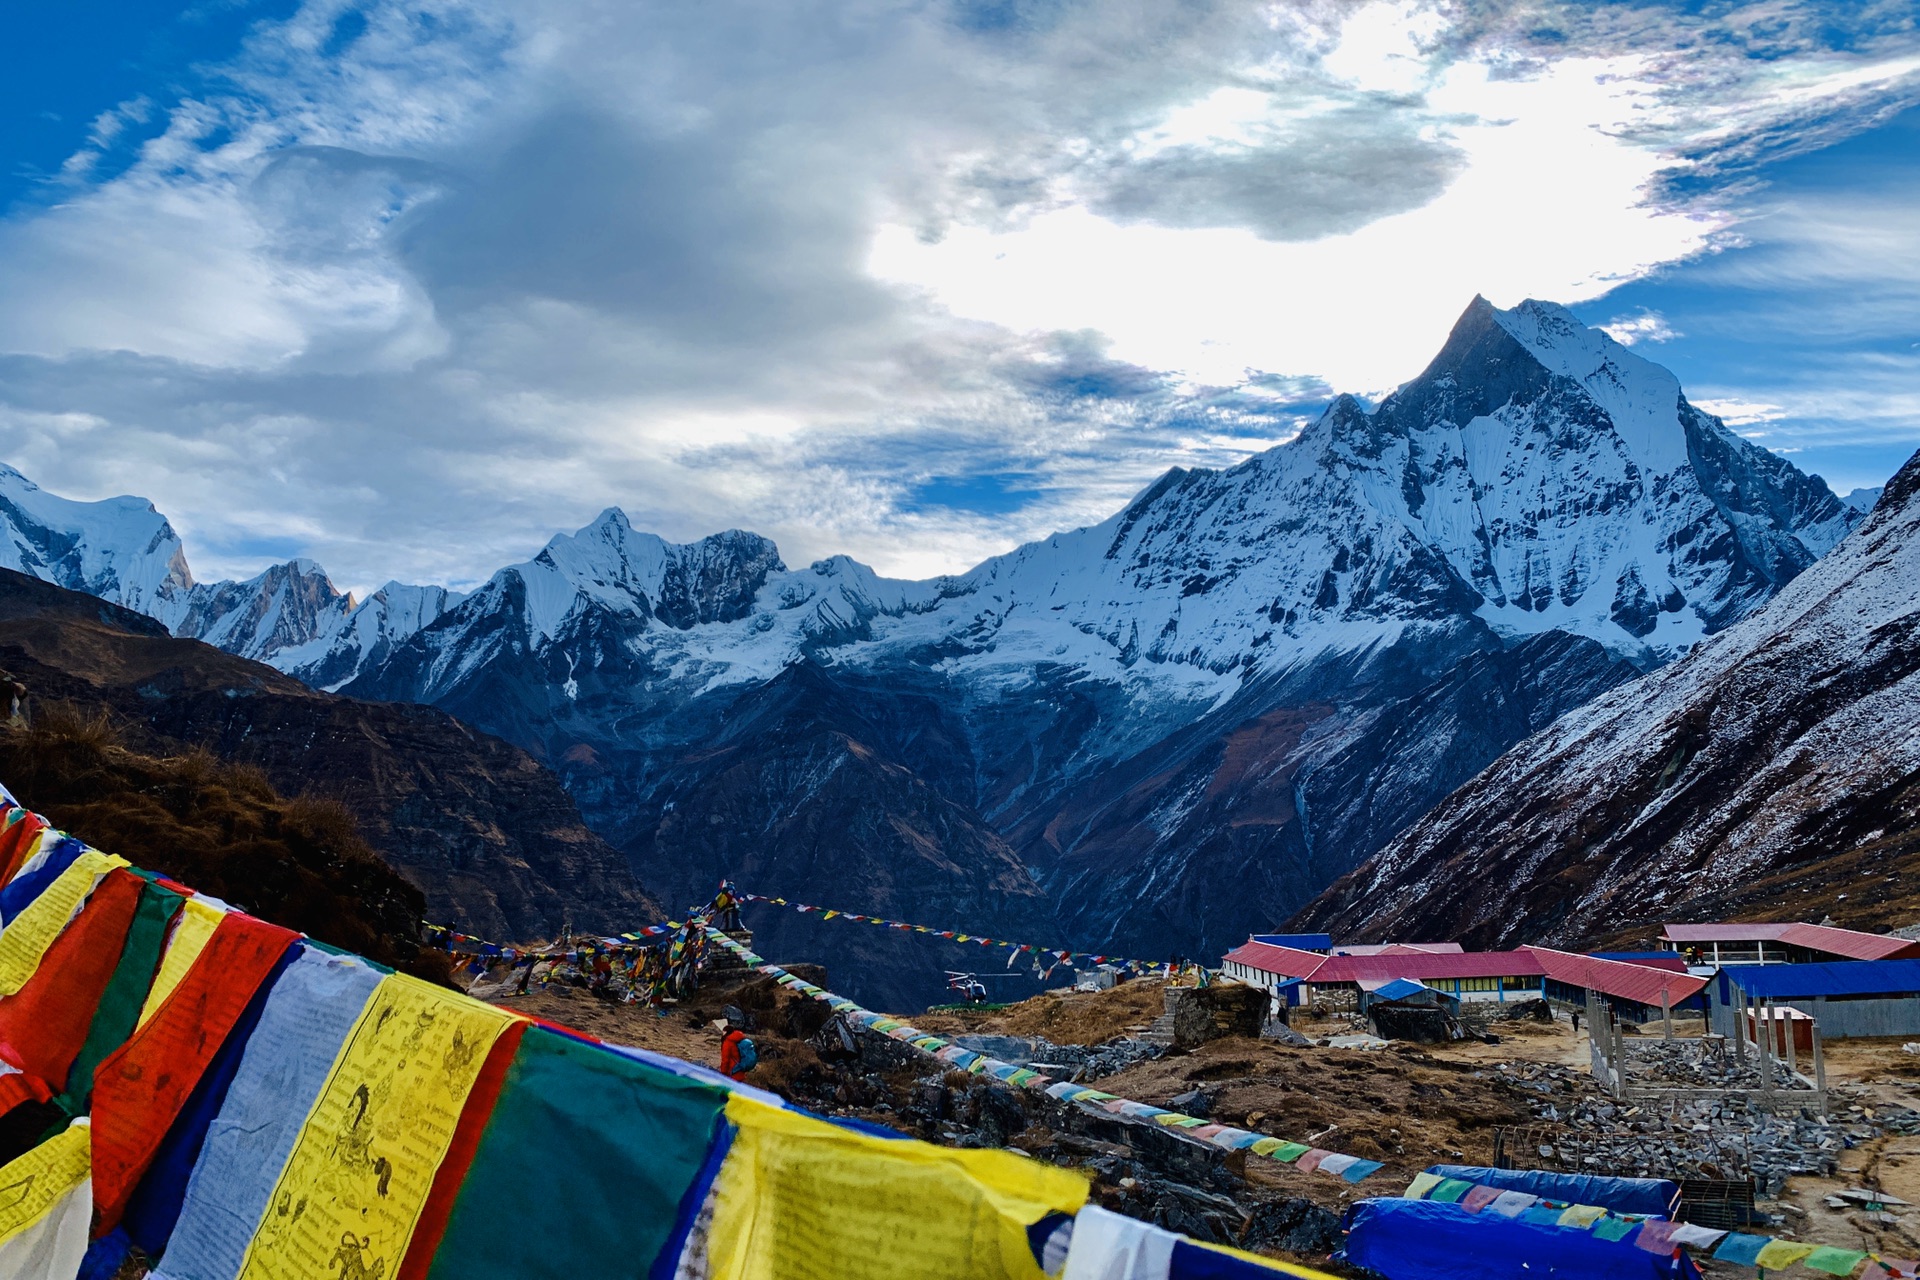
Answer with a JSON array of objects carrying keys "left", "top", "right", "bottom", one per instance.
[{"left": 1458, "top": 976, "right": 1500, "bottom": 992}]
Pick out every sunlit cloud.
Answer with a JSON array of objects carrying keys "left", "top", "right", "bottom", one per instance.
[{"left": 0, "top": 0, "right": 1913, "bottom": 588}]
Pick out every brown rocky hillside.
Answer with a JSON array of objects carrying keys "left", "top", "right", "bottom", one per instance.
[{"left": 0, "top": 568, "right": 659, "bottom": 942}]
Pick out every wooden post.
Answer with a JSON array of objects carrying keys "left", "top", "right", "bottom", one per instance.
[
  {"left": 1662, "top": 988, "right": 1674, "bottom": 1040},
  {"left": 1734, "top": 991, "right": 1749, "bottom": 1064}
]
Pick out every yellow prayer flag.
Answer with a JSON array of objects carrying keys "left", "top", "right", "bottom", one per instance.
[
  {"left": 235, "top": 973, "right": 518, "bottom": 1280},
  {"left": 704, "top": 1095, "right": 1087, "bottom": 1280},
  {"left": 0, "top": 850, "right": 127, "bottom": 997},
  {"left": 1249, "top": 1138, "right": 1285, "bottom": 1157},
  {"left": 1754, "top": 1241, "right": 1819, "bottom": 1269},
  {"left": 0, "top": 1120, "right": 90, "bottom": 1245},
  {"left": 137, "top": 897, "right": 226, "bottom": 1028},
  {"left": 1557, "top": 1205, "right": 1607, "bottom": 1227},
  {"left": 1404, "top": 1172, "right": 1443, "bottom": 1200}
]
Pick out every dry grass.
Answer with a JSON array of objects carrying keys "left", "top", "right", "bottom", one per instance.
[{"left": 0, "top": 704, "right": 449, "bottom": 981}]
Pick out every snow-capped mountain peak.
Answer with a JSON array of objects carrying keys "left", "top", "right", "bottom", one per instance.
[
  {"left": 1485, "top": 297, "right": 1690, "bottom": 474},
  {"left": 0, "top": 464, "right": 194, "bottom": 617}
]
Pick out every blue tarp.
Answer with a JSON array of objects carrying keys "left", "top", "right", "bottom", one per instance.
[
  {"left": 1339, "top": 1199, "right": 1700, "bottom": 1280},
  {"left": 1423, "top": 1167, "right": 1678, "bottom": 1216},
  {"left": 1719, "top": 960, "right": 1920, "bottom": 1000},
  {"left": 1372, "top": 978, "right": 1433, "bottom": 1002}
]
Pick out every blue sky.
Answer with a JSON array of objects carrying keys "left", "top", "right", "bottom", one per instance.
[{"left": 0, "top": 1, "right": 1916, "bottom": 591}]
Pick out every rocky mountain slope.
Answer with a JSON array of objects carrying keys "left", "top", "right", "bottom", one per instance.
[
  {"left": 1296, "top": 445, "right": 1920, "bottom": 948},
  {"left": 0, "top": 568, "right": 657, "bottom": 942},
  {"left": 0, "top": 298, "right": 1864, "bottom": 986}
]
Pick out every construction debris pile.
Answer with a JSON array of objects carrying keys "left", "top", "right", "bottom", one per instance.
[
  {"left": 1624, "top": 1037, "right": 1813, "bottom": 1091},
  {"left": 1497, "top": 1060, "right": 1863, "bottom": 1196}
]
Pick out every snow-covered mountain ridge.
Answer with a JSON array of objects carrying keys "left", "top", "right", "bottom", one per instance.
[
  {"left": 1297, "top": 442, "right": 1920, "bottom": 948},
  {"left": 0, "top": 297, "right": 1870, "bottom": 971},
  {"left": 3, "top": 298, "right": 1851, "bottom": 712},
  {"left": 0, "top": 464, "right": 462, "bottom": 683}
]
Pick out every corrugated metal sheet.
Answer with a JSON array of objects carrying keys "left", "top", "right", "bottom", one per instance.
[
  {"left": 1662, "top": 921, "right": 1919, "bottom": 960},
  {"left": 1720, "top": 960, "right": 1920, "bottom": 999},
  {"left": 1662, "top": 922, "right": 1794, "bottom": 943},
  {"left": 1527, "top": 947, "right": 1706, "bottom": 1006},
  {"left": 1776, "top": 923, "right": 1920, "bottom": 961},
  {"left": 1222, "top": 940, "right": 1325, "bottom": 978}
]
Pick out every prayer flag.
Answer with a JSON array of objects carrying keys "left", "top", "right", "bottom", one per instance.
[
  {"left": 0, "top": 867, "right": 142, "bottom": 1092},
  {"left": 1805, "top": 1249, "right": 1871, "bottom": 1277},
  {"left": 91, "top": 910, "right": 298, "bottom": 1232},
  {"left": 0, "top": 1119, "right": 93, "bottom": 1276},
  {"left": 149, "top": 946, "right": 384, "bottom": 1280},
  {"left": 138, "top": 897, "right": 226, "bottom": 1028},
  {"left": 424, "top": 1025, "right": 730, "bottom": 1280},
  {"left": 1753, "top": 1241, "right": 1820, "bottom": 1269},
  {"left": 702, "top": 1094, "right": 1087, "bottom": 1280},
  {"left": 0, "top": 849, "right": 127, "bottom": 996},
  {"left": 1633, "top": 1221, "right": 1680, "bottom": 1254},
  {"left": 231, "top": 973, "right": 517, "bottom": 1280}
]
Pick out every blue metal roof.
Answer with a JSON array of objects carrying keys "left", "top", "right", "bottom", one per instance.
[
  {"left": 1253, "top": 933, "right": 1332, "bottom": 951},
  {"left": 1720, "top": 959, "right": 1920, "bottom": 1000}
]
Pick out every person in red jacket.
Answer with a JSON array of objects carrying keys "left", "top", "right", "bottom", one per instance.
[{"left": 719, "top": 1026, "right": 757, "bottom": 1081}]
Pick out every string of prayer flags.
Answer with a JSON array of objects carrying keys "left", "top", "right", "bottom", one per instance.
[
  {"left": 1396, "top": 1174, "right": 1900, "bottom": 1276},
  {"left": 738, "top": 893, "right": 1165, "bottom": 975},
  {"left": 700, "top": 927, "right": 1386, "bottom": 1187}
]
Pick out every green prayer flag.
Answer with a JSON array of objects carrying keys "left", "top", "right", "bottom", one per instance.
[
  {"left": 1591, "top": 1217, "right": 1639, "bottom": 1242},
  {"left": 427, "top": 1028, "right": 730, "bottom": 1280},
  {"left": 54, "top": 879, "right": 182, "bottom": 1116},
  {"left": 1428, "top": 1178, "right": 1472, "bottom": 1203},
  {"left": 1804, "top": 1247, "right": 1870, "bottom": 1276},
  {"left": 1270, "top": 1142, "right": 1312, "bottom": 1163}
]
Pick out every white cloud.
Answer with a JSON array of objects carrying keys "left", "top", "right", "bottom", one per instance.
[
  {"left": 1602, "top": 310, "right": 1682, "bottom": 345},
  {"left": 0, "top": 0, "right": 1914, "bottom": 587},
  {"left": 1690, "top": 397, "right": 1786, "bottom": 425}
]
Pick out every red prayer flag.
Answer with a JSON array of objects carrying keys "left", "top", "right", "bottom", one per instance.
[
  {"left": 0, "top": 868, "right": 143, "bottom": 1091},
  {"left": 89, "top": 910, "right": 297, "bottom": 1232},
  {"left": 0, "top": 810, "right": 48, "bottom": 886},
  {"left": 1634, "top": 1221, "right": 1680, "bottom": 1255}
]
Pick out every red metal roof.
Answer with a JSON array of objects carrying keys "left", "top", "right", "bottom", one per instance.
[
  {"left": 1777, "top": 923, "right": 1920, "bottom": 961},
  {"left": 1222, "top": 940, "right": 1326, "bottom": 979},
  {"left": 1661, "top": 923, "right": 1794, "bottom": 943},
  {"left": 1525, "top": 947, "right": 1707, "bottom": 1007},
  {"left": 1308, "top": 950, "right": 1546, "bottom": 984}
]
